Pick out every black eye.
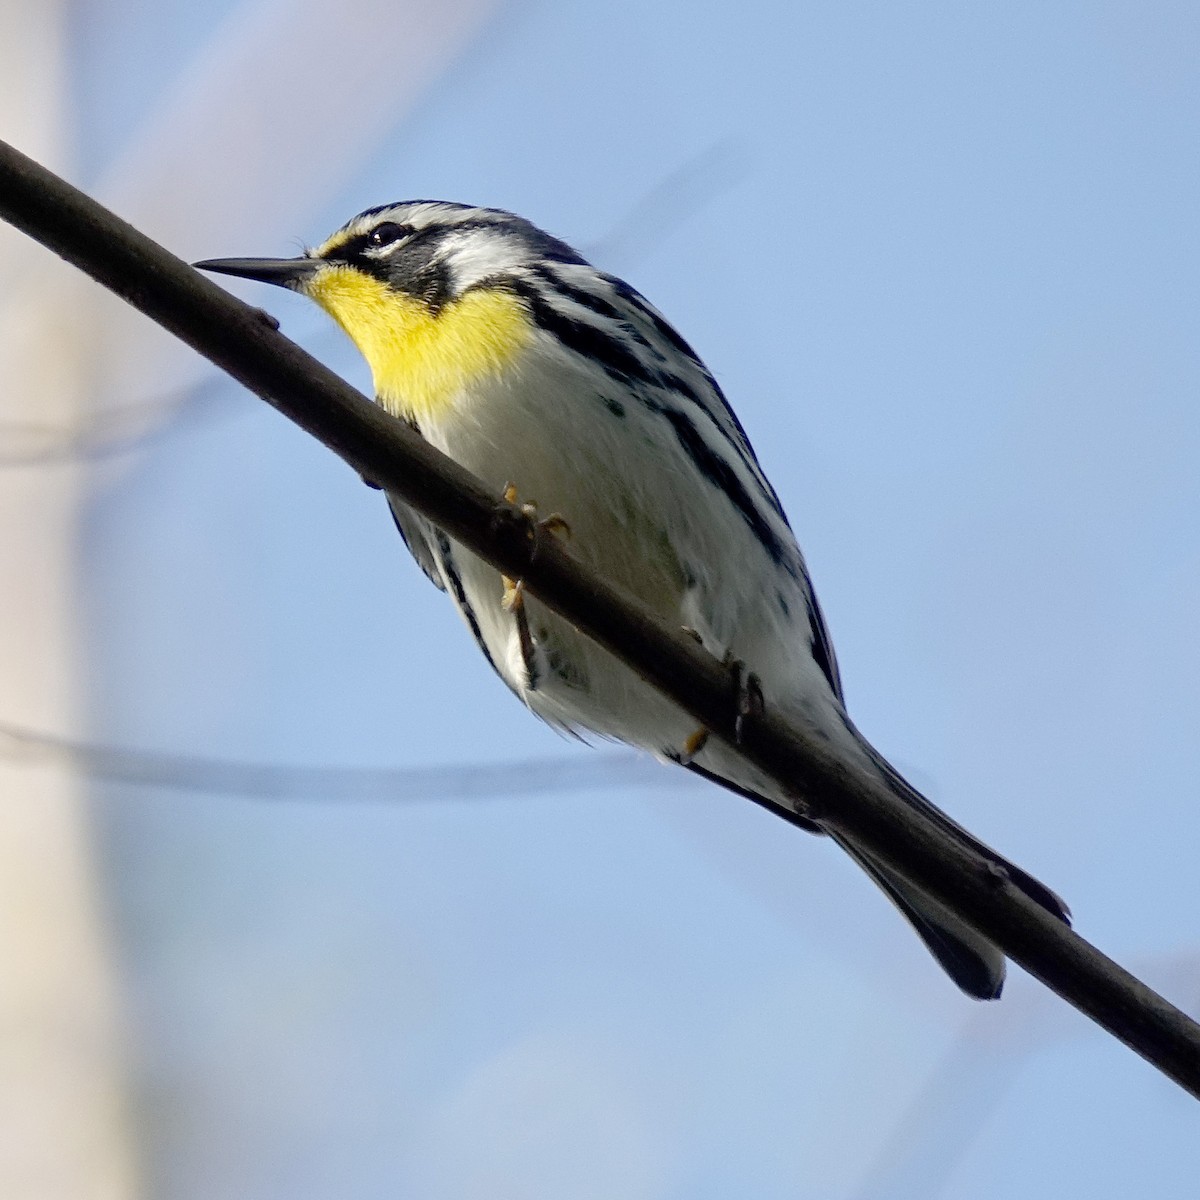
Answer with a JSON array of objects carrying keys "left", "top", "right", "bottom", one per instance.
[{"left": 368, "top": 221, "right": 411, "bottom": 248}]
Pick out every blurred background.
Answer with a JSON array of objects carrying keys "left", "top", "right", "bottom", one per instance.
[{"left": 1, "top": 1, "right": 1198, "bottom": 1196}]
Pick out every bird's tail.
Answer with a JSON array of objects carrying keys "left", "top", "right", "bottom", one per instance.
[
  {"left": 681, "top": 734, "right": 1070, "bottom": 1000},
  {"left": 837, "top": 737, "right": 1071, "bottom": 1000},
  {"left": 830, "top": 833, "right": 1008, "bottom": 998}
]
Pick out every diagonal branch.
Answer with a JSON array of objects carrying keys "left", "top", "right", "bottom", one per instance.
[{"left": 1, "top": 137, "right": 1197, "bottom": 1098}]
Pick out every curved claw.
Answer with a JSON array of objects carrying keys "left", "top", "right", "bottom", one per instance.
[{"left": 538, "top": 513, "right": 572, "bottom": 541}]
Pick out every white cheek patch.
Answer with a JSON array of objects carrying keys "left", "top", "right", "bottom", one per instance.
[{"left": 441, "top": 231, "right": 530, "bottom": 292}]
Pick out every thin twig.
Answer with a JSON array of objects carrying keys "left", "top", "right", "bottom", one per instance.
[
  {"left": 0, "top": 137, "right": 1197, "bottom": 1097},
  {"left": 0, "top": 719, "right": 683, "bottom": 802}
]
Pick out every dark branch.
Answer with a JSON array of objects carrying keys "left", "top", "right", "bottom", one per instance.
[{"left": 1, "top": 137, "right": 1197, "bottom": 1097}]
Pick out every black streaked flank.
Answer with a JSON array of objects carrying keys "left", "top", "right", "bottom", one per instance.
[
  {"left": 611, "top": 276, "right": 789, "bottom": 519},
  {"left": 803, "top": 588, "right": 842, "bottom": 698},
  {"left": 433, "top": 530, "right": 500, "bottom": 677},
  {"left": 532, "top": 264, "right": 647, "bottom": 342},
  {"left": 528, "top": 267, "right": 790, "bottom": 526},
  {"left": 609, "top": 276, "right": 701, "bottom": 364},
  {"left": 509, "top": 277, "right": 658, "bottom": 388},
  {"left": 501, "top": 273, "right": 797, "bottom": 575},
  {"left": 535, "top": 265, "right": 720, "bottom": 413},
  {"left": 653, "top": 403, "right": 793, "bottom": 574}
]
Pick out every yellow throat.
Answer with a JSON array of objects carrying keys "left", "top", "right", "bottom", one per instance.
[{"left": 304, "top": 265, "right": 532, "bottom": 423}]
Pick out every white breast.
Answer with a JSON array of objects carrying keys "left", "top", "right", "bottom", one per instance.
[{"left": 414, "top": 343, "right": 842, "bottom": 782}]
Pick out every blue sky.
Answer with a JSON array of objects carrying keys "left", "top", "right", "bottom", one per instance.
[{"left": 63, "top": 1, "right": 1200, "bottom": 1195}]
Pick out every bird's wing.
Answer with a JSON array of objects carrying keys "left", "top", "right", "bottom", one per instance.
[
  {"left": 386, "top": 493, "right": 445, "bottom": 591},
  {"left": 828, "top": 830, "right": 1008, "bottom": 998},
  {"left": 799, "top": 575, "right": 844, "bottom": 701},
  {"left": 386, "top": 491, "right": 512, "bottom": 687}
]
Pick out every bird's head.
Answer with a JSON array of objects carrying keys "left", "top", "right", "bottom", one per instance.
[{"left": 196, "top": 201, "right": 583, "bottom": 422}]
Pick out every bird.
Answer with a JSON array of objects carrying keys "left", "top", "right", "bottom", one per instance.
[{"left": 196, "top": 200, "right": 1069, "bottom": 999}]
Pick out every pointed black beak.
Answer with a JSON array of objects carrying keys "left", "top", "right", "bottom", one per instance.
[{"left": 193, "top": 256, "right": 321, "bottom": 289}]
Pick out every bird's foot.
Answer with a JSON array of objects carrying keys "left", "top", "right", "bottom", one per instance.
[
  {"left": 497, "top": 483, "right": 572, "bottom": 683},
  {"left": 677, "top": 649, "right": 764, "bottom": 761},
  {"left": 501, "top": 482, "right": 571, "bottom": 543},
  {"left": 499, "top": 482, "right": 571, "bottom": 613}
]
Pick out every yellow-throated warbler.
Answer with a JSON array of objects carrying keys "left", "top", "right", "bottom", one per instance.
[{"left": 197, "top": 201, "right": 1069, "bottom": 998}]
